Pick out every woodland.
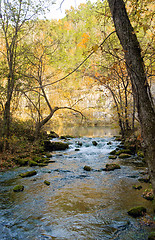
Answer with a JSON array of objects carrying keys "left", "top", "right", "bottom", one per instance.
[{"left": 0, "top": 0, "right": 155, "bottom": 193}]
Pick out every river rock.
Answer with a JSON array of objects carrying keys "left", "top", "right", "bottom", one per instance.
[
  {"left": 104, "top": 164, "right": 121, "bottom": 171},
  {"left": 109, "top": 150, "right": 117, "bottom": 155},
  {"left": 83, "top": 165, "right": 92, "bottom": 171},
  {"left": 108, "top": 155, "right": 117, "bottom": 159},
  {"left": 143, "top": 189, "right": 154, "bottom": 201},
  {"left": 132, "top": 185, "right": 142, "bottom": 190},
  {"left": 43, "top": 141, "right": 69, "bottom": 151},
  {"left": 48, "top": 131, "right": 59, "bottom": 138},
  {"left": 127, "top": 206, "right": 146, "bottom": 217},
  {"left": 13, "top": 185, "right": 24, "bottom": 192},
  {"left": 29, "top": 160, "right": 38, "bottom": 167},
  {"left": 118, "top": 153, "right": 131, "bottom": 159},
  {"left": 44, "top": 180, "right": 50, "bottom": 186},
  {"left": 116, "top": 149, "right": 132, "bottom": 155},
  {"left": 92, "top": 141, "right": 98, "bottom": 146},
  {"left": 19, "top": 170, "right": 37, "bottom": 178}
]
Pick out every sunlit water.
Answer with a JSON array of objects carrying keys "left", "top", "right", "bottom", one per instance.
[{"left": 0, "top": 127, "right": 154, "bottom": 239}]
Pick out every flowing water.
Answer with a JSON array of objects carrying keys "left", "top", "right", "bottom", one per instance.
[{"left": 0, "top": 126, "right": 154, "bottom": 240}]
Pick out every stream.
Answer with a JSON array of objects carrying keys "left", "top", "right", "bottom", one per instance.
[{"left": 0, "top": 126, "right": 154, "bottom": 239}]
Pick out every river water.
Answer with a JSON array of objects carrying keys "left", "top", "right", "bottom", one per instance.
[{"left": 0, "top": 126, "right": 154, "bottom": 239}]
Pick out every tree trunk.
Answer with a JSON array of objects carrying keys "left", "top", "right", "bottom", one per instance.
[{"left": 107, "top": 0, "right": 155, "bottom": 194}]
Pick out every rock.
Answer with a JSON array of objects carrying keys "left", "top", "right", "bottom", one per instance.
[
  {"left": 19, "top": 170, "right": 37, "bottom": 178},
  {"left": 13, "top": 185, "right": 24, "bottom": 192},
  {"left": 127, "top": 206, "right": 146, "bottom": 218},
  {"left": 137, "top": 151, "right": 144, "bottom": 158},
  {"left": 44, "top": 141, "right": 69, "bottom": 151},
  {"left": 44, "top": 180, "right": 50, "bottom": 186},
  {"left": 109, "top": 150, "right": 116, "bottom": 155},
  {"left": 77, "top": 141, "right": 82, "bottom": 146},
  {"left": 143, "top": 189, "right": 154, "bottom": 201},
  {"left": 107, "top": 141, "right": 112, "bottom": 145},
  {"left": 92, "top": 141, "right": 98, "bottom": 146},
  {"left": 14, "top": 158, "right": 29, "bottom": 166},
  {"left": 48, "top": 131, "right": 59, "bottom": 138},
  {"left": 45, "top": 153, "right": 53, "bottom": 158},
  {"left": 132, "top": 185, "right": 142, "bottom": 190},
  {"left": 138, "top": 176, "right": 150, "bottom": 183},
  {"left": 29, "top": 160, "right": 38, "bottom": 167},
  {"left": 83, "top": 165, "right": 92, "bottom": 171},
  {"left": 116, "top": 149, "right": 132, "bottom": 155},
  {"left": 75, "top": 148, "right": 80, "bottom": 151},
  {"left": 148, "top": 232, "right": 155, "bottom": 240},
  {"left": 108, "top": 155, "right": 117, "bottom": 159},
  {"left": 104, "top": 164, "right": 121, "bottom": 171},
  {"left": 118, "top": 153, "right": 131, "bottom": 159}
]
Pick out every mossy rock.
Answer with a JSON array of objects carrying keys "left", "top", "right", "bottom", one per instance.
[
  {"left": 83, "top": 165, "right": 92, "bottom": 171},
  {"left": 116, "top": 149, "right": 132, "bottom": 155},
  {"left": 13, "top": 185, "right": 24, "bottom": 192},
  {"left": 137, "top": 151, "right": 144, "bottom": 158},
  {"left": 143, "top": 189, "right": 154, "bottom": 201},
  {"left": 109, "top": 155, "right": 117, "bottom": 159},
  {"left": 109, "top": 150, "right": 116, "bottom": 155},
  {"left": 148, "top": 232, "right": 155, "bottom": 240},
  {"left": 19, "top": 170, "right": 37, "bottom": 178},
  {"left": 38, "top": 163, "right": 48, "bottom": 167},
  {"left": 45, "top": 153, "right": 53, "bottom": 158},
  {"left": 118, "top": 153, "right": 131, "bottom": 159},
  {"left": 104, "top": 164, "right": 121, "bottom": 171},
  {"left": 29, "top": 160, "right": 38, "bottom": 167},
  {"left": 132, "top": 185, "right": 142, "bottom": 190},
  {"left": 92, "top": 141, "right": 98, "bottom": 146},
  {"left": 44, "top": 180, "right": 50, "bottom": 186},
  {"left": 44, "top": 141, "right": 69, "bottom": 151},
  {"left": 127, "top": 206, "right": 146, "bottom": 217}
]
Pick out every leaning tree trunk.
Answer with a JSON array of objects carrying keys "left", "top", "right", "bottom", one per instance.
[{"left": 107, "top": 0, "right": 155, "bottom": 194}]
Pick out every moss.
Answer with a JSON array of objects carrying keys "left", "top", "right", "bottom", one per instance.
[
  {"left": 83, "top": 165, "right": 92, "bottom": 171},
  {"left": 29, "top": 160, "right": 38, "bottom": 167},
  {"left": 19, "top": 170, "right": 37, "bottom": 178},
  {"left": 92, "top": 141, "right": 98, "bottom": 146},
  {"left": 13, "top": 185, "right": 24, "bottom": 192},
  {"left": 44, "top": 180, "right": 50, "bottom": 186},
  {"left": 116, "top": 149, "right": 131, "bottom": 155},
  {"left": 118, "top": 153, "right": 131, "bottom": 159},
  {"left": 108, "top": 155, "right": 117, "bottom": 159},
  {"left": 148, "top": 232, "right": 155, "bottom": 240},
  {"left": 132, "top": 185, "right": 142, "bottom": 190},
  {"left": 137, "top": 151, "right": 144, "bottom": 158},
  {"left": 127, "top": 206, "right": 146, "bottom": 217},
  {"left": 104, "top": 164, "right": 121, "bottom": 171}
]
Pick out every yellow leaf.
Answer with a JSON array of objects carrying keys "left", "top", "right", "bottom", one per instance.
[{"left": 92, "top": 44, "right": 99, "bottom": 52}]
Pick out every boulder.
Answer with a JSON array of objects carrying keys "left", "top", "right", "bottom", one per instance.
[
  {"left": 143, "top": 189, "right": 154, "bottom": 201},
  {"left": 13, "top": 185, "right": 24, "bottom": 192},
  {"left": 48, "top": 131, "right": 59, "bottom": 138},
  {"left": 19, "top": 170, "right": 37, "bottom": 178},
  {"left": 44, "top": 141, "right": 69, "bottom": 151},
  {"left": 118, "top": 153, "right": 131, "bottom": 159},
  {"left": 92, "top": 141, "right": 98, "bottom": 146},
  {"left": 83, "top": 165, "right": 92, "bottom": 171},
  {"left": 104, "top": 163, "right": 121, "bottom": 171},
  {"left": 127, "top": 206, "right": 146, "bottom": 218}
]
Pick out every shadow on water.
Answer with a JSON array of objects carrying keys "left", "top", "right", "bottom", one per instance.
[{"left": 0, "top": 126, "right": 154, "bottom": 240}]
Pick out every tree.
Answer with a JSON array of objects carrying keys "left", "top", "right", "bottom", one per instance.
[
  {"left": 107, "top": 0, "right": 155, "bottom": 194},
  {"left": 0, "top": 0, "right": 51, "bottom": 138}
]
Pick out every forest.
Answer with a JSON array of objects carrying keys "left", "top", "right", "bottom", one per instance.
[{"left": 0, "top": 0, "right": 155, "bottom": 239}]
